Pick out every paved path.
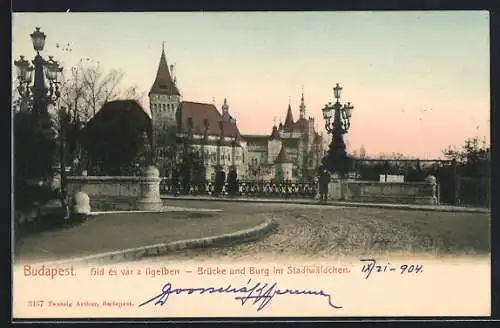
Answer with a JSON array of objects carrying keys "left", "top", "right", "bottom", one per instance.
[
  {"left": 161, "top": 195, "right": 490, "bottom": 213},
  {"left": 14, "top": 209, "right": 269, "bottom": 263},
  {"left": 137, "top": 199, "right": 490, "bottom": 262}
]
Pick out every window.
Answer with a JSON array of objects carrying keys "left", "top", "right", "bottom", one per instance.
[
  {"left": 162, "top": 104, "right": 166, "bottom": 111},
  {"left": 167, "top": 103, "right": 171, "bottom": 110}
]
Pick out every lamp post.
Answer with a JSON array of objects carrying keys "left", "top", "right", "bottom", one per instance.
[
  {"left": 321, "top": 83, "right": 354, "bottom": 176},
  {"left": 14, "top": 27, "right": 65, "bottom": 211},
  {"left": 58, "top": 106, "right": 70, "bottom": 218}
]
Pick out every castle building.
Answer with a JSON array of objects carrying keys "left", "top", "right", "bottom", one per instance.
[
  {"left": 149, "top": 46, "right": 247, "bottom": 181},
  {"left": 242, "top": 94, "right": 324, "bottom": 182},
  {"left": 149, "top": 45, "right": 323, "bottom": 182}
]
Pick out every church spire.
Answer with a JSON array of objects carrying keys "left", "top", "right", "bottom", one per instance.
[
  {"left": 149, "top": 43, "right": 180, "bottom": 96},
  {"left": 299, "top": 88, "right": 306, "bottom": 119}
]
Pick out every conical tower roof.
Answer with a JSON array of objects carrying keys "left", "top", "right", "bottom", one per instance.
[
  {"left": 149, "top": 47, "right": 180, "bottom": 96},
  {"left": 284, "top": 103, "right": 294, "bottom": 130},
  {"left": 274, "top": 145, "right": 292, "bottom": 164}
]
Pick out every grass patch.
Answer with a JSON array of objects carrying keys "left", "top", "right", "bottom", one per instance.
[{"left": 14, "top": 211, "right": 269, "bottom": 262}]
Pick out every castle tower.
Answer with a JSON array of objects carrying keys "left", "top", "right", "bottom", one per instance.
[{"left": 148, "top": 43, "right": 181, "bottom": 144}]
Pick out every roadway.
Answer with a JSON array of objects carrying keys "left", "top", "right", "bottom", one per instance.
[{"left": 134, "top": 199, "right": 490, "bottom": 262}]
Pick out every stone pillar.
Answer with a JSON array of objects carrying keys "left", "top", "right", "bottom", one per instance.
[
  {"left": 72, "top": 191, "right": 91, "bottom": 220},
  {"left": 328, "top": 175, "right": 342, "bottom": 201},
  {"left": 137, "top": 165, "right": 163, "bottom": 211},
  {"left": 424, "top": 175, "right": 438, "bottom": 205}
]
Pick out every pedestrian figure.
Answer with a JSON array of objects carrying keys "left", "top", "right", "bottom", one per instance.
[
  {"left": 214, "top": 170, "right": 220, "bottom": 196},
  {"left": 171, "top": 168, "right": 179, "bottom": 196},
  {"left": 214, "top": 167, "right": 226, "bottom": 197},
  {"left": 227, "top": 167, "right": 238, "bottom": 197},
  {"left": 319, "top": 169, "right": 330, "bottom": 201},
  {"left": 220, "top": 169, "right": 226, "bottom": 196}
]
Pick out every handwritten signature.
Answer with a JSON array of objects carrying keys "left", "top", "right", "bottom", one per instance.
[{"left": 138, "top": 279, "right": 342, "bottom": 311}]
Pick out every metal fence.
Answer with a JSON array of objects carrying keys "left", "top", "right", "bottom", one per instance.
[{"left": 160, "top": 179, "right": 318, "bottom": 199}]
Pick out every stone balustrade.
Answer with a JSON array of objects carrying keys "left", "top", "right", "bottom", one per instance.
[
  {"left": 328, "top": 178, "right": 438, "bottom": 205},
  {"left": 66, "top": 166, "right": 162, "bottom": 211}
]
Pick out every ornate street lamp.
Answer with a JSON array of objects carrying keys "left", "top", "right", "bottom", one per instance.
[
  {"left": 14, "top": 27, "right": 67, "bottom": 216},
  {"left": 14, "top": 56, "right": 34, "bottom": 111},
  {"left": 14, "top": 27, "right": 62, "bottom": 117},
  {"left": 321, "top": 83, "right": 354, "bottom": 176},
  {"left": 31, "top": 26, "right": 47, "bottom": 52}
]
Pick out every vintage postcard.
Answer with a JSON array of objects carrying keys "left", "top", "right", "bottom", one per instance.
[{"left": 12, "top": 11, "right": 491, "bottom": 319}]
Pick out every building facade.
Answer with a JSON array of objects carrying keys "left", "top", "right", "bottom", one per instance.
[
  {"left": 149, "top": 46, "right": 324, "bottom": 182},
  {"left": 243, "top": 95, "right": 324, "bottom": 182}
]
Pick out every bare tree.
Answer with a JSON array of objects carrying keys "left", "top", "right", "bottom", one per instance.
[
  {"left": 54, "top": 59, "right": 147, "bottom": 174},
  {"left": 80, "top": 61, "right": 124, "bottom": 117},
  {"left": 58, "top": 59, "right": 137, "bottom": 123},
  {"left": 121, "top": 85, "right": 147, "bottom": 107},
  {"left": 59, "top": 66, "right": 88, "bottom": 122}
]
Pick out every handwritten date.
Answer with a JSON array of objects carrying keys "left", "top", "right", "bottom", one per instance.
[{"left": 360, "top": 259, "right": 423, "bottom": 279}]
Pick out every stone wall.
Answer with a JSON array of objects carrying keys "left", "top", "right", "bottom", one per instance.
[
  {"left": 328, "top": 180, "right": 438, "bottom": 205},
  {"left": 66, "top": 166, "right": 162, "bottom": 212}
]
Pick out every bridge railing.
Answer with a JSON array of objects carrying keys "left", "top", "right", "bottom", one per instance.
[{"left": 159, "top": 179, "right": 319, "bottom": 199}]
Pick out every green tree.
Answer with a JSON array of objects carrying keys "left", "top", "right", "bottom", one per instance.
[
  {"left": 275, "top": 167, "right": 284, "bottom": 183},
  {"left": 152, "top": 125, "right": 181, "bottom": 177},
  {"left": 443, "top": 137, "right": 490, "bottom": 178},
  {"left": 153, "top": 124, "right": 206, "bottom": 185},
  {"left": 14, "top": 111, "right": 59, "bottom": 209}
]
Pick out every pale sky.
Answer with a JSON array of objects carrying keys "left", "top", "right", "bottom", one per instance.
[{"left": 12, "top": 11, "right": 490, "bottom": 158}]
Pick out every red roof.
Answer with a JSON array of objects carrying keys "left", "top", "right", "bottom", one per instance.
[
  {"left": 274, "top": 145, "right": 292, "bottom": 164},
  {"left": 177, "top": 101, "right": 241, "bottom": 138},
  {"left": 149, "top": 49, "right": 180, "bottom": 96}
]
